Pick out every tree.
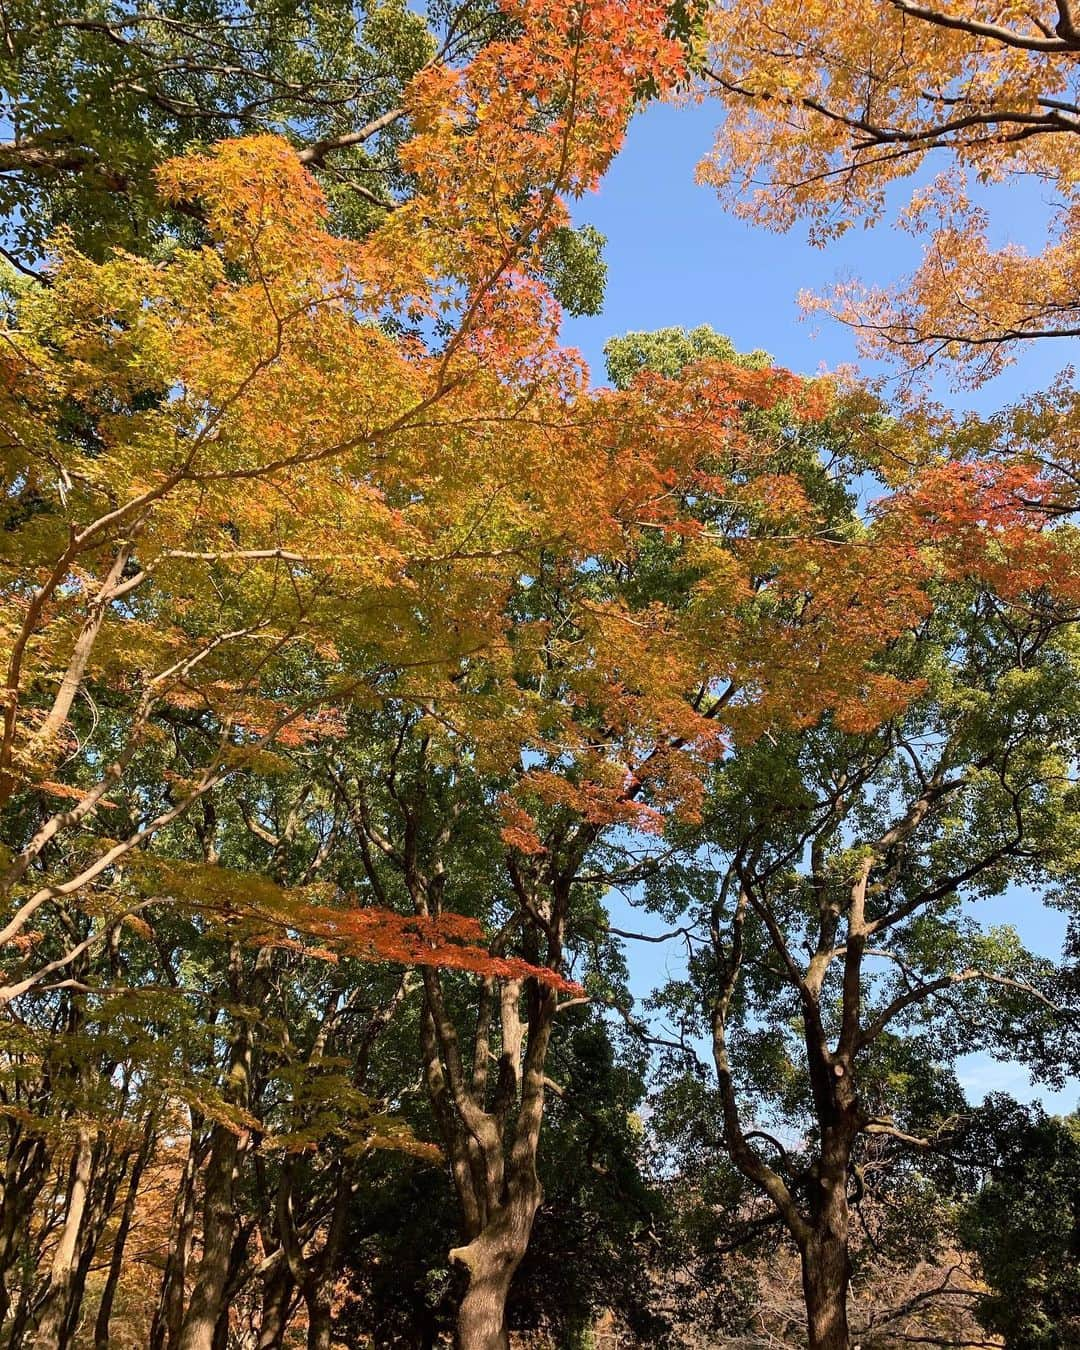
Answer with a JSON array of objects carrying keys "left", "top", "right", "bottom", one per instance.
[
  {"left": 1, "top": 5, "right": 694, "bottom": 1344},
  {"left": 333, "top": 1011, "right": 672, "bottom": 1349},
  {"left": 961, "top": 1096, "right": 1080, "bottom": 1350},
  {"left": 602, "top": 330, "right": 1080, "bottom": 1350},
  {"left": 1, "top": 0, "right": 689, "bottom": 1000},
  {"left": 697, "top": 0, "right": 1080, "bottom": 382},
  {"left": 603, "top": 324, "right": 770, "bottom": 388},
  {"left": 0, "top": 0, "right": 614, "bottom": 320},
  {"left": 649, "top": 582, "right": 1080, "bottom": 1349},
  {"left": 304, "top": 310, "right": 959, "bottom": 1347},
  {"left": 0, "top": 0, "right": 484, "bottom": 264},
  {"left": 9, "top": 6, "right": 1079, "bottom": 1347}
]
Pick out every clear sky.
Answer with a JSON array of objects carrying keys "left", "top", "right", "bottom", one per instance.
[
  {"left": 563, "top": 100, "right": 1075, "bottom": 411},
  {"left": 564, "top": 98, "right": 1079, "bottom": 1115}
]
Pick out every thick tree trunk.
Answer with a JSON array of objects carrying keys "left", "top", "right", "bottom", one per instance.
[
  {"left": 450, "top": 1196, "right": 538, "bottom": 1350},
  {"left": 177, "top": 1123, "right": 241, "bottom": 1350},
  {"left": 801, "top": 1232, "right": 851, "bottom": 1350},
  {"left": 454, "top": 1256, "right": 514, "bottom": 1350},
  {"left": 30, "top": 1124, "right": 93, "bottom": 1350},
  {"left": 210, "top": 1301, "right": 230, "bottom": 1350},
  {"left": 254, "top": 1259, "right": 293, "bottom": 1350},
  {"left": 304, "top": 1292, "right": 332, "bottom": 1350}
]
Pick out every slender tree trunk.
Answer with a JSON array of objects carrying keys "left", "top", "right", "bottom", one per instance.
[
  {"left": 211, "top": 1220, "right": 255, "bottom": 1350},
  {"left": 417, "top": 1307, "right": 439, "bottom": 1350},
  {"left": 801, "top": 1132, "right": 852, "bottom": 1350},
  {"left": 179, "top": 946, "right": 269, "bottom": 1350},
  {"left": 0, "top": 1136, "right": 49, "bottom": 1333},
  {"left": 30, "top": 1124, "right": 94, "bottom": 1350},
  {"left": 95, "top": 1118, "right": 154, "bottom": 1349},
  {"left": 62, "top": 1134, "right": 122, "bottom": 1348},
  {"left": 274, "top": 1156, "right": 350, "bottom": 1350},
  {"left": 150, "top": 1122, "right": 201, "bottom": 1350},
  {"left": 304, "top": 1292, "right": 332, "bottom": 1350},
  {"left": 8, "top": 1284, "right": 34, "bottom": 1350}
]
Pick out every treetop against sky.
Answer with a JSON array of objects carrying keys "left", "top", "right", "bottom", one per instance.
[{"left": 564, "top": 95, "right": 1080, "bottom": 1116}]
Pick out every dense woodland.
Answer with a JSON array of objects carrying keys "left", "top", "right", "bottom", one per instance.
[{"left": 2, "top": 2, "right": 1080, "bottom": 1348}]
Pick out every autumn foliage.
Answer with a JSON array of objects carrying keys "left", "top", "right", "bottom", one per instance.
[
  {"left": 699, "top": 0, "right": 1080, "bottom": 380},
  {"left": 2, "top": 3, "right": 1080, "bottom": 1350}
]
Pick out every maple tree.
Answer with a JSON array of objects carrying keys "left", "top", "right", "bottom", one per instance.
[
  {"left": 0, "top": 0, "right": 685, "bottom": 1004},
  {"left": 0, "top": 5, "right": 696, "bottom": 1346},
  {"left": 0, "top": 0, "right": 620, "bottom": 327},
  {"left": 315, "top": 323, "right": 1017, "bottom": 1348},
  {"left": 307, "top": 350, "right": 917, "bottom": 1348},
  {"left": 0, "top": 0, "right": 494, "bottom": 263},
  {"left": 56, "top": 312, "right": 942, "bottom": 1350},
  {"left": 697, "top": 0, "right": 1080, "bottom": 382}
]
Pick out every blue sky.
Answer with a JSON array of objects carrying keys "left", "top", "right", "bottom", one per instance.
[
  {"left": 563, "top": 100, "right": 1075, "bottom": 411},
  {"left": 566, "top": 98, "right": 1078, "bottom": 1115}
]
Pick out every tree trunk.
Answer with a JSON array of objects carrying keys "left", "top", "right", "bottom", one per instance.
[
  {"left": 801, "top": 1231, "right": 851, "bottom": 1350},
  {"left": 800, "top": 1134, "right": 852, "bottom": 1350},
  {"left": 150, "top": 1121, "right": 201, "bottom": 1350},
  {"left": 0, "top": 1135, "right": 50, "bottom": 1334},
  {"left": 177, "top": 1123, "right": 241, "bottom": 1350},
  {"left": 179, "top": 945, "right": 268, "bottom": 1350},
  {"left": 210, "top": 1301, "right": 230, "bottom": 1350},
  {"left": 454, "top": 1255, "right": 514, "bottom": 1350},
  {"left": 30, "top": 1124, "right": 93, "bottom": 1350},
  {"left": 62, "top": 1133, "right": 123, "bottom": 1348},
  {"left": 450, "top": 1198, "right": 537, "bottom": 1350},
  {"left": 210, "top": 1221, "right": 255, "bottom": 1350},
  {"left": 304, "top": 1292, "right": 332, "bottom": 1350},
  {"left": 8, "top": 1284, "right": 34, "bottom": 1350},
  {"left": 254, "top": 1258, "right": 292, "bottom": 1350},
  {"left": 273, "top": 1156, "right": 349, "bottom": 1350},
  {"left": 95, "top": 1118, "right": 154, "bottom": 1349}
]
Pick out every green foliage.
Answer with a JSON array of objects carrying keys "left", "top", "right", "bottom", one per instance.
[
  {"left": 542, "top": 223, "right": 608, "bottom": 317},
  {"left": 513, "top": 1018, "right": 674, "bottom": 1345},
  {"left": 0, "top": 0, "right": 447, "bottom": 260},
  {"left": 960, "top": 1097, "right": 1080, "bottom": 1349},
  {"left": 335, "top": 1013, "right": 671, "bottom": 1347},
  {"left": 603, "top": 323, "right": 770, "bottom": 389},
  {"left": 3, "top": 0, "right": 1080, "bottom": 1326}
]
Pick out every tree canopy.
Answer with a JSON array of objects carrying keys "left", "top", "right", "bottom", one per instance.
[
  {"left": 1, "top": 3, "right": 1078, "bottom": 1350},
  {"left": 699, "top": 0, "right": 1080, "bottom": 381}
]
